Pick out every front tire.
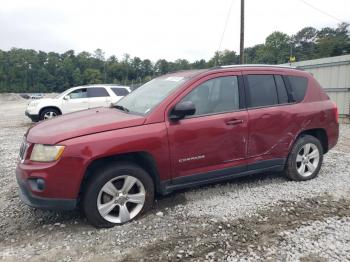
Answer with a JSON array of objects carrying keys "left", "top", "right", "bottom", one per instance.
[
  {"left": 39, "top": 108, "right": 60, "bottom": 121},
  {"left": 284, "top": 135, "right": 323, "bottom": 181},
  {"left": 82, "top": 162, "right": 154, "bottom": 228}
]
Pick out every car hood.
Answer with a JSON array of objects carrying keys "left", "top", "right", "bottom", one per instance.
[
  {"left": 26, "top": 108, "right": 145, "bottom": 144},
  {"left": 28, "top": 98, "right": 54, "bottom": 105}
]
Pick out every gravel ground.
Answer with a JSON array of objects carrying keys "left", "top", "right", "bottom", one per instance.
[{"left": 0, "top": 94, "right": 349, "bottom": 261}]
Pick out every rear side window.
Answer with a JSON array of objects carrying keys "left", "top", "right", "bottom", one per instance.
[
  {"left": 288, "top": 76, "right": 308, "bottom": 102},
  {"left": 87, "top": 87, "right": 110, "bottom": 98},
  {"left": 246, "top": 75, "right": 278, "bottom": 107},
  {"left": 274, "top": 75, "right": 289, "bottom": 104},
  {"left": 111, "top": 87, "right": 129, "bottom": 96}
]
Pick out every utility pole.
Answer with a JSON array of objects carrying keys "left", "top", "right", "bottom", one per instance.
[
  {"left": 239, "top": 0, "right": 245, "bottom": 64},
  {"left": 104, "top": 62, "right": 107, "bottom": 82}
]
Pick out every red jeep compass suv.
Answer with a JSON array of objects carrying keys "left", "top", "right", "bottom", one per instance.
[{"left": 16, "top": 65, "right": 339, "bottom": 227}]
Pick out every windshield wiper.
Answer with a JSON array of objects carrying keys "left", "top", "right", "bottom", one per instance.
[{"left": 113, "top": 104, "right": 130, "bottom": 113}]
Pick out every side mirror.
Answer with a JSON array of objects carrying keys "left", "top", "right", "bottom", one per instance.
[
  {"left": 169, "top": 101, "right": 196, "bottom": 121},
  {"left": 63, "top": 95, "right": 70, "bottom": 100}
]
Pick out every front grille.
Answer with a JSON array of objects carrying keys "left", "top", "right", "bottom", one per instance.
[{"left": 19, "top": 139, "right": 29, "bottom": 161}]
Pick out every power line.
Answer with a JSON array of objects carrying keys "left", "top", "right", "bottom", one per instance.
[
  {"left": 215, "top": 0, "right": 235, "bottom": 66},
  {"left": 298, "top": 0, "right": 346, "bottom": 24}
]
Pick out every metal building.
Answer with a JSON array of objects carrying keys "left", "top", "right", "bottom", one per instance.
[{"left": 289, "top": 54, "right": 350, "bottom": 122}]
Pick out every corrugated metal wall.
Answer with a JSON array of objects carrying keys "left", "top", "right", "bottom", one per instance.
[
  {"left": 288, "top": 55, "right": 350, "bottom": 117},
  {"left": 327, "top": 90, "right": 350, "bottom": 119}
]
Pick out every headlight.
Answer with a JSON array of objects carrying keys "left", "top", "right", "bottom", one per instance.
[
  {"left": 28, "top": 101, "right": 39, "bottom": 107},
  {"left": 30, "top": 144, "right": 65, "bottom": 162}
]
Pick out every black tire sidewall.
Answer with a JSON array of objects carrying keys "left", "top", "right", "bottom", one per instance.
[
  {"left": 82, "top": 162, "right": 154, "bottom": 228},
  {"left": 39, "top": 108, "right": 60, "bottom": 120},
  {"left": 286, "top": 135, "right": 323, "bottom": 181}
]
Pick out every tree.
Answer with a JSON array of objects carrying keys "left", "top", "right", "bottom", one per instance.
[
  {"left": 174, "top": 59, "right": 190, "bottom": 71},
  {"left": 208, "top": 50, "right": 239, "bottom": 67},
  {"left": 292, "top": 27, "right": 318, "bottom": 60},
  {"left": 72, "top": 68, "right": 82, "bottom": 86},
  {"left": 154, "top": 59, "right": 170, "bottom": 75},
  {"left": 140, "top": 59, "right": 153, "bottom": 79},
  {"left": 93, "top": 49, "right": 105, "bottom": 61},
  {"left": 317, "top": 23, "right": 350, "bottom": 57},
  {"left": 244, "top": 44, "right": 265, "bottom": 63},
  {"left": 192, "top": 59, "right": 207, "bottom": 69},
  {"left": 83, "top": 69, "right": 102, "bottom": 84},
  {"left": 0, "top": 24, "right": 349, "bottom": 93},
  {"left": 263, "top": 31, "right": 290, "bottom": 64}
]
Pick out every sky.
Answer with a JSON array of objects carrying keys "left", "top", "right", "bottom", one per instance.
[{"left": 0, "top": 0, "right": 349, "bottom": 62}]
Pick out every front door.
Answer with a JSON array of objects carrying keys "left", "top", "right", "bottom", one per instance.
[
  {"left": 166, "top": 74, "right": 248, "bottom": 180},
  {"left": 63, "top": 88, "right": 89, "bottom": 113}
]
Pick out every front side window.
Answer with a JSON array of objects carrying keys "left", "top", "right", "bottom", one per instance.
[
  {"left": 116, "top": 76, "right": 187, "bottom": 115},
  {"left": 87, "top": 87, "right": 110, "bottom": 98},
  {"left": 181, "top": 76, "right": 239, "bottom": 116},
  {"left": 246, "top": 75, "right": 278, "bottom": 108},
  {"left": 68, "top": 88, "right": 87, "bottom": 99}
]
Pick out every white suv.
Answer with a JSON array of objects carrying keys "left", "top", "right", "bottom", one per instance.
[{"left": 25, "top": 85, "right": 131, "bottom": 121}]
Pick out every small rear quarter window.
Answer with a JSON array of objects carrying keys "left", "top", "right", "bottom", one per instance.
[
  {"left": 111, "top": 88, "right": 129, "bottom": 96},
  {"left": 288, "top": 76, "right": 308, "bottom": 102}
]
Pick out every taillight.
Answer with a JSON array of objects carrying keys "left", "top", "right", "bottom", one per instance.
[{"left": 332, "top": 101, "right": 339, "bottom": 124}]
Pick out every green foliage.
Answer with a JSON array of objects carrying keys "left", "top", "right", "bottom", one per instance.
[
  {"left": 208, "top": 50, "right": 239, "bottom": 67},
  {"left": 0, "top": 24, "right": 349, "bottom": 93},
  {"left": 83, "top": 69, "right": 102, "bottom": 84}
]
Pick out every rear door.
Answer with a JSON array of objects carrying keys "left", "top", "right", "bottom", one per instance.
[
  {"left": 166, "top": 73, "right": 249, "bottom": 180},
  {"left": 243, "top": 72, "right": 296, "bottom": 166},
  {"left": 87, "top": 87, "right": 111, "bottom": 108}
]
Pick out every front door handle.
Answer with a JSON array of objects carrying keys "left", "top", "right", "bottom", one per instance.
[{"left": 225, "top": 119, "right": 244, "bottom": 125}]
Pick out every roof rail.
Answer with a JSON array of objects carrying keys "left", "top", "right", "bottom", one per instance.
[{"left": 212, "top": 64, "right": 300, "bottom": 70}]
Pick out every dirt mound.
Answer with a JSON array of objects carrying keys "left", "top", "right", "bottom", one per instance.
[{"left": 0, "top": 93, "right": 25, "bottom": 102}]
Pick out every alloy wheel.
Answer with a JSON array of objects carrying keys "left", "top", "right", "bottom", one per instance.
[
  {"left": 296, "top": 143, "right": 320, "bottom": 177},
  {"left": 97, "top": 175, "right": 146, "bottom": 223},
  {"left": 43, "top": 111, "right": 58, "bottom": 119}
]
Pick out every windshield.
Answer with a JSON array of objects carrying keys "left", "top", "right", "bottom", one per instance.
[
  {"left": 55, "top": 93, "right": 63, "bottom": 99},
  {"left": 116, "top": 76, "right": 187, "bottom": 115},
  {"left": 54, "top": 89, "right": 72, "bottom": 99}
]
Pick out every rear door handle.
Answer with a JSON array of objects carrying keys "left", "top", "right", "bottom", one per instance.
[{"left": 225, "top": 119, "right": 244, "bottom": 125}]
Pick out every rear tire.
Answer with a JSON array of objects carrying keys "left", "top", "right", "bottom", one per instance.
[
  {"left": 82, "top": 162, "right": 154, "bottom": 228},
  {"left": 284, "top": 135, "right": 323, "bottom": 181}
]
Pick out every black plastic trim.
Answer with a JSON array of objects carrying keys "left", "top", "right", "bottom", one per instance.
[
  {"left": 16, "top": 170, "right": 77, "bottom": 210},
  {"left": 282, "top": 75, "right": 296, "bottom": 103},
  {"left": 242, "top": 75, "right": 251, "bottom": 108},
  {"left": 25, "top": 111, "right": 39, "bottom": 122},
  {"left": 238, "top": 75, "right": 246, "bottom": 109},
  {"left": 247, "top": 158, "right": 285, "bottom": 170},
  {"left": 160, "top": 158, "right": 286, "bottom": 194}
]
